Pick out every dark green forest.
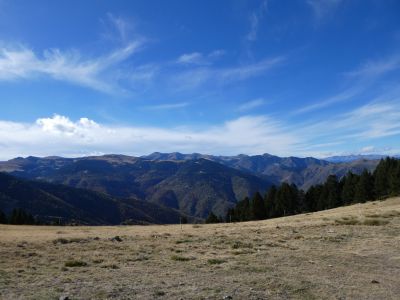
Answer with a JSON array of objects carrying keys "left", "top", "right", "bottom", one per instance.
[
  {"left": 207, "top": 157, "right": 400, "bottom": 223},
  {"left": 0, "top": 208, "right": 37, "bottom": 225}
]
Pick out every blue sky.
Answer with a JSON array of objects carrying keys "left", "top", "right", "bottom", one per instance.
[{"left": 0, "top": 0, "right": 399, "bottom": 159}]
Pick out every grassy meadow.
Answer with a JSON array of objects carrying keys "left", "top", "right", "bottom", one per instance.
[{"left": 1, "top": 197, "right": 400, "bottom": 299}]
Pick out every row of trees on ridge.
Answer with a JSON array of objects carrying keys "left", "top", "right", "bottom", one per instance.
[{"left": 207, "top": 157, "right": 400, "bottom": 223}]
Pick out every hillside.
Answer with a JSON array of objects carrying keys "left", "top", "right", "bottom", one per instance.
[
  {"left": 0, "top": 172, "right": 183, "bottom": 225},
  {"left": 0, "top": 197, "right": 399, "bottom": 299},
  {"left": 0, "top": 156, "right": 271, "bottom": 218},
  {"left": 142, "top": 152, "right": 380, "bottom": 189}
]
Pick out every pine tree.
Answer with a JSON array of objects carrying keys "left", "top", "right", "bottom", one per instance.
[
  {"left": 275, "top": 183, "right": 298, "bottom": 216},
  {"left": 9, "top": 209, "right": 19, "bottom": 224},
  {"left": 289, "top": 183, "right": 301, "bottom": 214},
  {"left": 341, "top": 172, "right": 358, "bottom": 204},
  {"left": 374, "top": 158, "right": 391, "bottom": 198},
  {"left": 389, "top": 161, "right": 400, "bottom": 196},
  {"left": 236, "top": 197, "right": 251, "bottom": 221},
  {"left": 264, "top": 185, "right": 277, "bottom": 218},
  {"left": 324, "top": 175, "right": 341, "bottom": 208},
  {"left": 251, "top": 192, "right": 266, "bottom": 220},
  {"left": 305, "top": 184, "right": 323, "bottom": 212},
  {"left": 225, "top": 208, "right": 235, "bottom": 222},
  {"left": 297, "top": 189, "right": 306, "bottom": 213},
  {"left": 0, "top": 209, "right": 7, "bottom": 224},
  {"left": 205, "top": 211, "right": 219, "bottom": 224},
  {"left": 8, "top": 208, "right": 35, "bottom": 225},
  {"left": 354, "top": 170, "right": 374, "bottom": 203}
]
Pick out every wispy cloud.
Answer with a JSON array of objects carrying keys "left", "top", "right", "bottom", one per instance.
[
  {"left": 0, "top": 42, "right": 143, "bottom": 94},
  {"left": 0, "top": 114, "right": 299, "bottom": 159},
  {"left": 177, "top": 52, "right": 204, "bottom": 65},
  {"left": 143, "top": 102, "right": 190, "bottom": 110},
  {"left": 293, "top": 53, "right": 400, "bottom": 115},
  {"left": 246, "top": 0, "right": 268, "bottom": 42},
  {"left": 292, "top": 97, "right": 400, "bottom": 156},
  {"left": 307, "top": 0, "right": 343, "bottom": 22},
  {"left": 0, "top": 97, "right": 399, "bottom": 160},
  {"left": 105, "top": 13, "right": 133, "bottom": 43},
  {"left": 176, "top": 50, "right": 225, "bottom": 66},
  {"left": 337, "top": 101, "right": 400, "bottom": 139},
  {"left": 0, "top": 15, "right": 147, "bottom": 94},
  {"left": 174, "top": 56, "right": 285, "bottom": 90},
  {"left": 237, "top": 98, "right": 265, "bottom": 112},
  {"left": 293, "top": 86, "right": 361, "bottom": 115},
  {"left": 346, "top": 55, "right": 400, "bottom": 78}
]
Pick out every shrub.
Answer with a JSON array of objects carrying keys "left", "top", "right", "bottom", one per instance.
[
  {"left": 170, "top": 255, "right": 192, "bottom": 261},
  {"left": 207, "top": 258, "right": 226, "bottom": 265},
  {"left": 231, "top": 241, "right": 253, "bottom": 249},
  {"left": 64, "top": 260, "right": 87, "bottom": 267},
  {"left": 362, "top": 218, "right": 389, "bottom": 226}
]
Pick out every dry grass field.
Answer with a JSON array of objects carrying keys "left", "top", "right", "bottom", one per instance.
[{"left": 1, "top": 197, "right": 400, "bottom": 300}]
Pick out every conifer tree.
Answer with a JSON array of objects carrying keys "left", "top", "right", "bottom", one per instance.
[
  {"left": 324, "top": 175, "right": 341, "bottom": 208},
  {"left": 205, "top": 211, "right": 219, "bottom": 224},
  {"left": 228, "top": 158, "right": 400, "bottom": 225},
  {"left": 373, "top": 157, "right": 394, "bottom": 198},
  {"left": 354, "top": 170, "right": 374, "bottom": 203},
  {"left": 275, "top": 183, "right": 298, "bottom": 216},
  {"left": 237, "top": 197, "right": 251, "bottom": 221},
  {"left": 0, "top": 209, "right": 7, "bottom": 224},
  {"left": 341, "top": 172, "right": 359, "bottom": 204},
  {"left": 389, "top": 161, "right": 400, "bottom": 196},
  {"left": 225, "top": 208, "right": 235, "bottom": 222},
  {"left": 264, "top": 185, "right": 277, "bottom": 218},
  {"left": 251, "top": 192, "right": 266, "bottom": 220},
  {"left": 305, "top": 184, "right": 323, "bottom": 212},
  {"left": 9, "top": 208, "right": 35, "bottom": 225}
]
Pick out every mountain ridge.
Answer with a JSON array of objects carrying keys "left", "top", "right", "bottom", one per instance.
[
  {"left": 0, "top": 152, "right": 386, "bottom": 220},
  {"left": 0, "top": 156, "right": 271, "bottom": 218},
  {"left": 0, "top": 172, "right": 184, "bottom": 225}
]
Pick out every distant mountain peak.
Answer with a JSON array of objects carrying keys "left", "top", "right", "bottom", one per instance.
[{"left": 324, "top": 154, "right": 400, "bottom": 163}]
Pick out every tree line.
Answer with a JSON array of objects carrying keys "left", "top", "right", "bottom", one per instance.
[
  {"left": 207, "top": 157, "right": 400, "bottom": 223},
  {"left": 0, "top": 208, "right": 37, "bottom": 225}
]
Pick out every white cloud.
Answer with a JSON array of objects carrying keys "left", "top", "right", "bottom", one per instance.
[
  {"left": 36, "top": 115, "right": 99, "bottom": 136},
  {"left": 346, "top": 55, "right": 400, "bottom": 78},
  {"left": 177, "top": 52, "right": 204, "bottom": 65},
  {"left": 0, "top": 41, "right": 143, "bottom": 93},
  {"left": 360, "top": 146, "right": 376, "bottom": 153},
  {"left": 174, "top": 56, "right": 285, "bottom": 89},
  {"left": 144, "top": 102, "right": 190, "bottom": 110},
  {"left": 246, "top": 0, "right": 268, "bottom": 42},
  {"left": 0, "top": 15, "right": 147, "bottom": 94},
  {"left": 208, "top": 50, "right": 226, "bottom": 59},
  {"left": 293, "top": 86, "right": 361, "bottom": 115},
  {"left": 237, "top": 98, "right": 265, "bottom": 112},
  {"left": 0, "top": 98, "right": 399, "bottom": 160},
  {"left": 0, "top": 114, "right": 300, "bottom": 160},
  {"left": 338, "top": 101, "right": 400, "bottom": 139},
  {"left": 293, "top": 53, "right": 400, "bottom": 115},
  {"left": 105, "top": 13, "right": 133, "bottom": 43},
  {"left": 176, "top": 50, "right": 225, "bottom": 66},
  {"left": 307, "top": 0, "right": 343, "bottom": 21},
  {"left": 292, "top": 98, "right": 400, "bottom": 158}
]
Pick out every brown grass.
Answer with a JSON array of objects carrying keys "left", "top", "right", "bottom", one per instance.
[{"left": 1, "top": 197, "right": 400, "bottom": 299}]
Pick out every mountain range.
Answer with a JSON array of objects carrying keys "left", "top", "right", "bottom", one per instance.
[
  {"left": 141, "top": 152, "right": 379, "bottom": 190},
  {"left": 0, "top": 172, "right": 183, "bottom": 225},
  {"left": 323, "top": 154, "right": 400, "bottom": 163},
  {"left": 0, "top": 152, "right": 387, "bottom": 223}
]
